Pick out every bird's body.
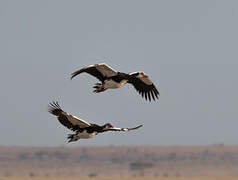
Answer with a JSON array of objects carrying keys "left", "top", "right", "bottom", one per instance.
[
  {"left": 104, "top": 76, "right": 128, "bottom": 88},
  {"left": 71, "top": 63, "right": 160, "bottom": 101},
  {"left": 68, "top": 130, "right": 98, "bottom": 142},
  {"left": 48, "top": 101, "right": 143, "bottom": 142}
]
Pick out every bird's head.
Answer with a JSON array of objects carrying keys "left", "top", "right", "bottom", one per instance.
[
  {"left": 130, "top": 72, "right": 148, "bottom": 78},
  {"left": 140, "top": 72, "right": 149, "bottom": 78}
]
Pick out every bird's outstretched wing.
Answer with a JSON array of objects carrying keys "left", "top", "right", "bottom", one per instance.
[
  {"left": 105, "top": 125, "right": 143, "bottom": 132},
  {"left": 48, "top": 101, "right": 91, "bottom": 131},
  {"left": 128, "top": 76, "right": 159, "bottom": 101},
  {"left": 71, "top": 63, "right": 118, "bottom": 81}
]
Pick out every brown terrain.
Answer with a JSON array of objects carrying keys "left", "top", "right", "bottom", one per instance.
[{"left": 0, "top": 145, "right": 238, "bottom": 178}]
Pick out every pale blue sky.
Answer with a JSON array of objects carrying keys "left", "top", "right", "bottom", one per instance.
[{"left": 0, "top": 0, "right": 237, "bottom": 146}]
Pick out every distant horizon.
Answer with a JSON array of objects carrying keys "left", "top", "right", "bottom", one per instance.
[
  {"left": 1, "top": 145, "right": 238, "bottom": 177},
  {"left": 0, "top": 143, "right": 233, "bottom": 148}
]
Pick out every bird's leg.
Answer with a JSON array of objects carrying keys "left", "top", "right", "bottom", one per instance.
[
  {"left": 67, "top": 134, "right": 80, "bottom": 143},
  {"left": 93, "top": 87, "right": 107, "bottom": 93},
  {"left": 93, "top": 83, "right": 107, "bottom": 93}
]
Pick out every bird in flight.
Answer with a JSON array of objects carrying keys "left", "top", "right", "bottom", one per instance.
[
  {"left": 71, "top": 63, "right": 159, "bottom": 101},
  {"left": 48, "top": 101, "right": 143, "bottom": 142}
]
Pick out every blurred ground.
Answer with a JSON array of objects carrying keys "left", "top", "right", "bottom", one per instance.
[
  {"left": 1, "top": 177, "right": 238, "bottom": 180},
  {"left": 0, "top": 146, "right": 238, "bottom": 178}
]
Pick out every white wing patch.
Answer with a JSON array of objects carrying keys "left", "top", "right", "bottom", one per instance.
[
  {"left": 62, "top": 112, "right": 91, "bottom": 128},
  {"left": 110, "top": 127, "right": 122, "bottom": 131},
  {"left": 139, "top": 77, "right": 153, "bottom": 85},
  {"left": 95, "top": 63, "right": 118, "bottom": 77},
  {"left": 106, "top": 127, "right": 128, "bottom": 131}
]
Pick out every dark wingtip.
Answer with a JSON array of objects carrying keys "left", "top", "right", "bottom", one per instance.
[
  {"left": 48, "top": 101, "right": 62, "bottom": 116},
  {"left": 136, "top": 125, "right": 143, "bottom": 129},
  {"left": 148, "top": 92, "right": 151, "bottom": 101},
  {"left": 70, "top": 73, "right": 76, "bottom": 80},
  {"left": 128, "top": 124, "right": 143, "bottom": 131},
  {"left": 147, "top": 89, "right": 160, "bottom": 102},
  {"left": 144, "top": 93, "right": 148, "bottom": 100},
  {"left": 71, "top": 68, "right": 84, "bottom": 80}
]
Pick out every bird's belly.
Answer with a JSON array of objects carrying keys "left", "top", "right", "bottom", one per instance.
[
  {"left": 104, "top": 80, "right": 127, "bottom": 89},
  {"left": 77, "top": 131, "right": 97, "bottom": 139}
]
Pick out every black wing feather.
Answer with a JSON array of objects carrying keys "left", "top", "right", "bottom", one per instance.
[
  {"left": 71, "top": 66, "right": 105, "bottom": 82},
  {"left": 126, "top": 125, "right": 143, "bottom": 131},
  {"left": 151, "top": 90, "right": 155, "bottom": 100},
  {"left": 48, "top": 101, "right": 82, "bottom": 131},
  {"left": 128, "top": 78, "right": 160, "bottom": 101}
]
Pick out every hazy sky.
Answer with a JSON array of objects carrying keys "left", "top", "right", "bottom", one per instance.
[{"left": 0, "top": 0, "right": 237, "bottom": 146}]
